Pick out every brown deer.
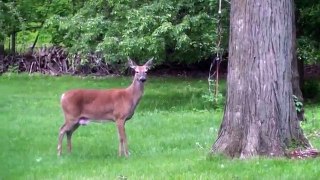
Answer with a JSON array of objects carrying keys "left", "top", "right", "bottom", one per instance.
[{"left": 57, "top": 58, "right": 153, "bottom": 157}]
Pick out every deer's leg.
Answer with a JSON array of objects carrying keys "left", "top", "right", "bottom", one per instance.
[
  {"left": 57, "top": 120, "right": 77, "bottom": 156},
  {"left": 116, "top": 120, "right": 128, "bottom": 157},
  {"left": 57, "top": 123, "right": 66, "bottom": 156},
  {"left": 66, "top": 123, "right": 80, "bottom": 153}
]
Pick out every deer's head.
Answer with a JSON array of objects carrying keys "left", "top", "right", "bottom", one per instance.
[{"left": 128, "top": 58, "right": 153, "bottom": 83}]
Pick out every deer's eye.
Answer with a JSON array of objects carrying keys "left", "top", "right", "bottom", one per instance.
[{"left": 135, "top": 71, "right": 139, "bottom": 74}]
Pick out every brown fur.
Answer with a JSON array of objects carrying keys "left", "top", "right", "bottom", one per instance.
[{"left": 57, "top": 58, "right": 153, "bottom": 157}]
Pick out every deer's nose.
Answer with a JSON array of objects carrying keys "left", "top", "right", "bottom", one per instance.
[{"left": 139, "top": 77, "right": 146, "bottom": 82}]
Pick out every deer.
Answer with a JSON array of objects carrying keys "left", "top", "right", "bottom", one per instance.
[{"left": 57, "top": 58, "right": 153, "bottom": 157}]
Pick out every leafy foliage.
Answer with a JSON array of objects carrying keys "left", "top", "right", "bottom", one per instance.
[
  {"left": 297, "top": 37, "right": 320, "bottom": 64},
  {"left": 0, "top": 1, "right": 24, "bottom": 39},
  {"left": 296, "top": 0, "right": 320, "bottom": 64},
  {"left": 0, "top": 0, "right": 50, "bottom": 35},
  {"left": 43, "top": 0, "right": 229, "bottom": 64},
  {"left": 2, "top": 0, "right": 319, "bottom": 66},
  {"left": 293, "top": 95, "right": 304, "bottom": 112}
]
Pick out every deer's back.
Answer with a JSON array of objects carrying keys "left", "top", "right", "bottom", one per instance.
[{"left": 61, "top": 89, "right": 132, "bottom": 120}]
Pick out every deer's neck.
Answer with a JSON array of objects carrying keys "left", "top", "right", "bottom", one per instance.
[{"left": 127, "top": 79, "right": 144, "bottom": 105}]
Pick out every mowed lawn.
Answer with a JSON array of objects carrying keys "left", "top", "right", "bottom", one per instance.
[{"left": 1, "top": 74, "right": 320, "bottom": 179}]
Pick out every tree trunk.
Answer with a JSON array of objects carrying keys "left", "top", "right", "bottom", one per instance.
[
  {"left": 292, "top": 46, "right": 305, "bottom": 121},
  {"left": 298, "top": 58, "right": 304, "bottom": 90},
  {"left": 31, "top": 32, "right": 39, "bottom": 51},
  {"left": 291, "top": 5, "right": 305, "bottom": 122},
  {"left": 294, "top": 1, "right": 305, "bottom": 93},
  {"left": 0, "top": 37, "right": 4, "bottom": 58},
  {"left": 11, "top": 31, "right": 16, "bottom": 54},
  {"left": 0, "top": 37, "right": 4, "bottom": 72},
  {"left": 212, "top": 0, "right": 310, "bottom": 158}
]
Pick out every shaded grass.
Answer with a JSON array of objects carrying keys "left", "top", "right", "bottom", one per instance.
[{"left": 0, "top": 73, "right": 320, "bottom": 179}]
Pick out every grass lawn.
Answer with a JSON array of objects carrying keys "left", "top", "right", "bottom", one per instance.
[{"left": 0, "top": 73, "right": 320, "bottom": 179}]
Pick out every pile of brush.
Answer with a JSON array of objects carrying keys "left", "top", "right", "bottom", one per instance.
[
  {"left": 0, "top": 46, "right": 114, "bottom": 75},
  {"left": 287, "top": 148, "right": 320, "bottom": 159}
]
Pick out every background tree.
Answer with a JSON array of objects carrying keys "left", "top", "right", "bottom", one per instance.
[
  {"left": 44, "top": 0, "right": 229, "bottom": 65},
  {"left": 212, "top": 0, "right": 310, "bottom": 158},
  {"left": 0, "top": 0, "right": 73, "bottom": 53}
]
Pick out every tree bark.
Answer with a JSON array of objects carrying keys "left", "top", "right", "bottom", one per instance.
[
  {"left": 212, "top": 0, "right": 310, "bottom": 158},
  {"left": 0, "top": 37, "right": 4, "bottom": 72},
  {"left": 294, "top": 1, "right": 305, "bottom": 93},
  {"left": 291, "top": 5, "right": 305, "bottom": 122},
  {"left": 0, "top": 37, "right": 4, "bottom": 58},
  {"left": 11, "top": 31, "right": 16, "bottom": 54}
]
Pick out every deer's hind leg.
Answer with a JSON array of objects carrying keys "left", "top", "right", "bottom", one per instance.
[
  {"left": 66, "top": 123, "right": 80, "bottom": 153},
  {"left": 57, "top": 118, "right": 79, "bottom": 156}
]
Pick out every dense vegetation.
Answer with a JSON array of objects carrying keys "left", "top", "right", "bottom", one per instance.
[
  {"left": 1, "top": 0, "right": 228, "bottom": 65},
  {"left": 0, "top": 74, "right": 320, "bottom": 179},
  {"left": 296, "top": 0, "right": 320, "bottom": 64},
  {"left": 1, "top": 0, "right": 319, "bottom": 66}
]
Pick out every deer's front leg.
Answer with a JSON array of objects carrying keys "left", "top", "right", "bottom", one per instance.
[{"left": 116, "top": 120, "right": 128, "bottom": 157}]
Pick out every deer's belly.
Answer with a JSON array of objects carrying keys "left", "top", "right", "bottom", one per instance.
[
  {"left": 79, "top": 118, "right": 91, "bottom": 125},
  {"left": 78, "top": 116, "right": 114, "bottom": 125}
]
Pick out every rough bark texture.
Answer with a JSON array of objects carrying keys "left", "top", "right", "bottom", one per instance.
[{"left": 212, "top": 0, "right": 310, "bottom": 158}]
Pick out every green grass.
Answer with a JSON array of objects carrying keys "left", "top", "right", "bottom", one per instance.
[{"left": 0, "top": 74, "right": 320, "bottom": 179}]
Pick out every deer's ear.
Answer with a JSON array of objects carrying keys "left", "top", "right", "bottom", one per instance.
[
  {"left": 144, "top": 57, "right": 154, "bottom": 70},
  {"left": 128, "top": 57, "right": 137, "bottom": 69}
]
